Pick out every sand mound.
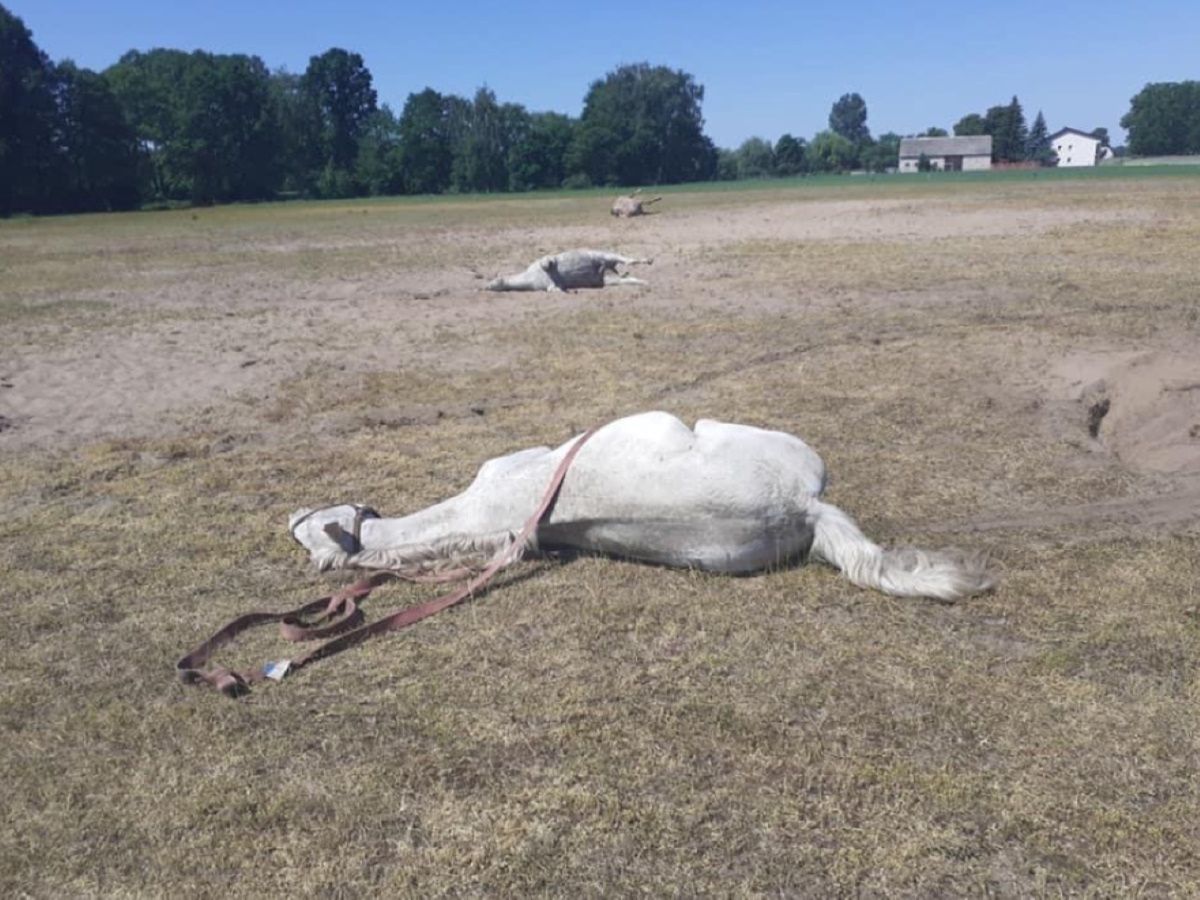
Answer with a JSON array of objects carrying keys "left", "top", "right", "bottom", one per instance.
[{"left": 1054, "top": 351, "right": 1200, "bottom": 475}]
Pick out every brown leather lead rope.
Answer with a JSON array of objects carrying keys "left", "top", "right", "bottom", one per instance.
[
  {"left": 175, "top": 575, "right": 381, "bottom": 696},
  {"left": 177, "top": 424, "right": 602, "bottom": 698}
]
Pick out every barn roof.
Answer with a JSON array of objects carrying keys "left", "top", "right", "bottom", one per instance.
[
  {"left": 1048, "top": 127, "right": 1099, "bottom": 142},
  {"left": 898, "top": 135, "right": 993, "bottom": 158}
]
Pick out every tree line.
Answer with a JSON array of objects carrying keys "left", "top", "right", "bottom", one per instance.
[
  {"left": 1, "top": 5, "right": 716, "bottom": 214},
  {"left": 2, "top": 2, "right": 1196, "bottom": 217},
  {"left": 722, "top": 93, "right": 903, "bottom": 178},
  {"left": 720, "top": 81, "right": 1200, "bottom": 175},
  {"left": 723, "top": 93, "right": 1104, "bottom": 178},
  {"left": 945, "top": 97, "right": 1059, "bottom": 165}
]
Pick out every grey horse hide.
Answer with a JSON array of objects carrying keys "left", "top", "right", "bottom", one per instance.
[
  {"left": 289, "top": 412, "right": 994, "bottom": 601},
  {"left": 485, "top": 249, "right": 651, "bottom": 292},
  {"left": 611, "top": 191, "right": 662, "bottom": 217}
]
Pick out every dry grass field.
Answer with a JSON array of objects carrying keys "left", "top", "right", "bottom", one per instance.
[{"left": 2, "top": 173, "right": 1199, "bottom": 897}]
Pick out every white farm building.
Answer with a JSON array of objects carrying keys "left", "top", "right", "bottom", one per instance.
[
  {"left": 898, "top": 135, "right": 993, "bottom": 172},
  {"left": 1049, "top": 128, "right": 1112, "bottom": 167}
]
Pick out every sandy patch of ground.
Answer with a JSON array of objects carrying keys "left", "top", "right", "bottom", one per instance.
[
  {"left": 0, "top": 194, "right": 1162, "bottom": 454},
  {"left": 1048, "top": 349, "right": 1200, "bottom": 474},
  {"left": 1, "top": 185, "right": 1196, "bottom": 545}
]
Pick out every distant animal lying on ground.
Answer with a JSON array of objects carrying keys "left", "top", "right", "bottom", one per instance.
[
  {"left": 611, "top": 188, "right": 662, "bottom": 217},
  {"left": 485, "top": 249, "right": 652, "bottom": 292},
  {"left": 290, "top": 411, "right": 995, "bottom": 601}
]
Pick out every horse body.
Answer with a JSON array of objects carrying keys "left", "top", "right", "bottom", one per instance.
[
  {"left": 485, "top": 249, "right": 651, "bottom": 292},
  {"left": 289, "top": 412, "right": 993, "bottom": 600},
  {"left": 611, "top": 191, "right": 663, "bottom": 217}
]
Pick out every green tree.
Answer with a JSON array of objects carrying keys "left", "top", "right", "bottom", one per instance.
[
  {"left": 300, "top": 48, "right": 377, "bottom": 173},
  {"left": 569, "top": 62, "right": 716, "bottom": 186},
  {"left": 0, "top": 3, "right": 58, "bottom": 213},
  {"left": 1026, "top": 110, "right": 1054, "bottom": 166},
  {"left": 920, "top": 127, "right": 948, "bottom": 137},
  {"left": 440, "top": 93, "right": 472, "bottom": 188},
  {"left": 982, "top": 105, "right": 1008, "bottom": 159},
  {"left": 397, "top": 88, "right": 452, "bottom": 194},
  {"left": 1121, "top": 82, "right": 1200, "bottom": 155},
  {"left": 861, "top": 132, "right": 901, "bottom": 172},
  {"left": 734, "top": 137, "right": 775, "bottom": 179},
  {"left": 50, "top": 61, "right": 142, "bottom": 210},
  {"left": 496, "top": 103, "right": 531, "bottom": 189},
  {"left": 954, "top": 113, "right": 986, "bottom": 136},
  {"left": 984, "top": 96, "right": 1028, "bottom": 162},
  {"left": 508, "top": 111, "right": 575, "bottom": 190},
  {"left": 773, "top": 133, "right": 806, "bottom": 175},
  {"left": 268, "top": 69, "right": 312, "bottom": 194},
  {"left": 1090, "top": 127, "right": 1110, "bottom": 147},
  {"left": 170, "top": 53, "right": 281, "bottom": 203},
  {"left": 104, "top": 48, "right": 194, "bottom": 199},
  {"left": 715, "top": 148, "right": 738, "bottom": 181},
  {"left": 1007, "top": 97, "right": 1029, "bottom": 161},
  {"left": 104, "top": 49, "right": 279, "bottom": 203},
  {"left": 829, "top": 92, "right": 870, "bottom": 147},
  {"left": 449, "top": 87, "right": 523, "bottom": 193},
  {"left": 354, "top": 104, "right": 403, "bottom": 195},
  {"left": 808, "top": 130, "right": 856, "bottom": 172}
]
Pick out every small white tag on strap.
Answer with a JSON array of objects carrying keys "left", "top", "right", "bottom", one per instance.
[{"left": 263, "top": 660, "right": 292, "bottom": 681}]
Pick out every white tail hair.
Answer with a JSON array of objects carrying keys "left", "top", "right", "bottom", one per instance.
[{"left": 809, "top": 499, "right": 994, "bottom": 601}]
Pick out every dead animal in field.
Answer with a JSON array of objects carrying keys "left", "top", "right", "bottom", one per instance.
[
  {"left": 611, "top": 188, "right": 662, "bottom": 217},
  {"left": 187, "top": 411, "right": 997, "bottom": 695},
  {"left": 485, "top": 248, "right": 652, "bottom": 292},
  {"left": 291, "top": 411, "right": 995, "bottom": 601}
]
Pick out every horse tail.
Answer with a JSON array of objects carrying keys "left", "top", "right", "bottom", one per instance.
[{"left": 808, "top": 499, "right": 994, "bottom": 601}]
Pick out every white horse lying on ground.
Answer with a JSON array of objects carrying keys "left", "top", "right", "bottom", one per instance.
[
  {"left": 611, "top": 189, "right": 663, "bottom": 217},
  {"left": 485, "top": 249, "right": 651, "bottom": 292},
  {"left": 289, "top": 412, "right": 993, "bottom": 601}
]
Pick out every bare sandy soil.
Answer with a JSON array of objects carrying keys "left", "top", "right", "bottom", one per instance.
[
  {"left": 0, "top": 197, "right": 1160, "bottom": 442},
  {"left": 2, "top": 189, "right": 1193, "bottom": 524}
]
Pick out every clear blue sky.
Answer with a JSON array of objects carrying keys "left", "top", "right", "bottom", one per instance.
[{"left": 13, "top": 0, "right": 1199, "bottom": 147}]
